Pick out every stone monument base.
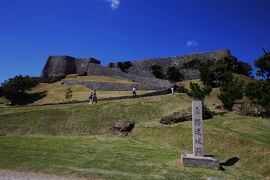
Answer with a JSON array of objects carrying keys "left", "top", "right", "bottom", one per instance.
[{"left": 181, "top": 153, "right": 220, "bottom": 170}]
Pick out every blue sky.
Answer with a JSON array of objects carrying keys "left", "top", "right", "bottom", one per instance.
[{"left": 1, "top": 0, "right": 270, "bottom": 83}]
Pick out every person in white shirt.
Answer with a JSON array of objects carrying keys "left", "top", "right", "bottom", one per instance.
[{"left": 132, "top": 87, "right": 137, "bottom": 97}]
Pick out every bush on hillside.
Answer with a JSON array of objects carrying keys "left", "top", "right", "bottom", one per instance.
[
  {"left": 199, "top": 56, "right": 252, "bottom": 87},
  {"left": 117, "top": 61, "right": 132, "bottom": 72},
  {"left": 1, "top": 75, "right": 43, "bottom": 105},
  {"left": 245, "top": 80, "right": 270, "bottom": 115},
  {"left": 254, "top": 52, "right": 270, "bottom": 79},
  {"left": 218, "top": 80, "right": 244, "bottom": 111},
  {"left": 165, "top": 66, "right": 183, "bottom": 82},
  {"left": 185, "top": 82, "right": 213, "bottom": 119},
  {"left": 65, "top": 87, "right": 73, "bottom": 102},
  {"left": 108, "top": 62, "right": 115, "bottom": 68},
  {"left": 150, "top": 65, "right": 164, "bottom": 79},
  {"left": 0, "top": 86, "right": 3, "bottom": 97},
  {"left": 183, "top": 58, "right": 202, "bottom": 69},
  {"left": 185, "top": 82, "right": 212, "bottom": 101}
]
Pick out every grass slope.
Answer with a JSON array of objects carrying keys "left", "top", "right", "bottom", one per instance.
[
  {"left": 0, "top": 114, "right": 269, "bottom": 179},
  {"left": 0, "top": 86, "right": 269, "bottom": 179},
  {"left": 65, "top": 74, "right": 138, "bottom": 84},
  {"left": 31, "top": 81, "right": 152, "bottom": 105}
]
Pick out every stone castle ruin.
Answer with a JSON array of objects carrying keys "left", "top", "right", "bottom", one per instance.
[{"left": 41, "top": 49, "right": 231, "bottom": 90}]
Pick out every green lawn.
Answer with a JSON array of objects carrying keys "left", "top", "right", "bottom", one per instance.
[{"left": 0, "top": 93, "right": 269, "bottom": 179}]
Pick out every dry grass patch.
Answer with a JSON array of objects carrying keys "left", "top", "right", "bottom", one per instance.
[{"left": 65, "top": 74, "right": 138, "bottom": 84}]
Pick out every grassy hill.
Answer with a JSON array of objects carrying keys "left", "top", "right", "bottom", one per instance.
[
  {"left": 65, "top": 74, "right": 138, "bottom": 84},
  {"left": 30, "top": 75, "right": 152, "bottom": 105},
  {"left": 0, "top": 88, "right": 270, "bottom": 179}
]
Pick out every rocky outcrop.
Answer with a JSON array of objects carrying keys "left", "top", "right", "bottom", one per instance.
[
  {"left": 232, "top": 103, "right": 265, "bottom": 117},
  {"left": 160, "top": 112, "right": 192, "bottom": 125},
  {"left": 114, "top": 120, "right": 134, "bottom": 132},
  {"left": 41, "top": 56, "right": 100, "bottom": 81}
]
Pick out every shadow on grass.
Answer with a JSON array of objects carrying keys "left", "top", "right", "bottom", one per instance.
[
  {"left": 10, "top": 91, "right": 47, "bottom": 105},
  {"left": 220, "top": 156, "right": 240, "bottom": 171}
]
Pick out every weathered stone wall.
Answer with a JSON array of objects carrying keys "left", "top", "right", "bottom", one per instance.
[
  {"left": 41, "top": 49, "right": 230, "bottom": 90},
  {"left": 62, "top": 78, "right": 170, "bottom": 91},
  {"left": 179, "top": 69, "right": 200, "bottom": 80},
  {"left": 108, "top": 49, "right": 231, "bottom": 77},
  {"left": 41, "top": 56, "right": 100, "bottom": 81}
]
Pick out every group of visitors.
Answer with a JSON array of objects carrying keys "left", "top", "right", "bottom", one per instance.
[
  {"left": 88, "top": 86, "right": 137, "bottom": 104},
  {"left": 88, "top": 86, "right": 175, "bottom": 104}
]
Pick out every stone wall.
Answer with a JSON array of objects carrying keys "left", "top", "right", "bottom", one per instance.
[
  {"left": 108, "top": 49, "right": 231, "bottom": 77},
  {"left": 62, "top": 79, "right": 170, "bottom": 91},
  {"left": 41, "top": 56, "right": 100, "bottom": 81},
  {"left": 40, "top": 49, "right": 230, "bottom": 90},
  {"left": 179, "top": 69, "right": 200, "bottom": 80}
]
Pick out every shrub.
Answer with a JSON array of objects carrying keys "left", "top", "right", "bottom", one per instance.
[
  {"left": 245, "top": 80, "right": 270, "bottom": 115},
  {"left": 117, "top": 61, "right": 132, "bottom": 72},
  {"left": 185, "top": 82, "right": 212, "bottom": 101},
  {"left": 165, "top": 66, "right": 183, "bottom": 82},
  {"left": 185, "top": 82, "right": 213, "bottom": 119},
  {"left": 65, "top": 87, "right": 73, "bottom": 102},
  {"left": 199, "top": 56, "right": 251, "bottom": 87},
  {"left": 254, "top": 52, "right": 270, "bottom": 79},
  {"left": 218, "top": 80, "right": 244, "bottom": 110},
  {"left": 150, "top": 65, "right": 164, "bottom": 79},
  {"left": 108, "top": 63, "right": 115, "bottom": 68},
  {"left": 0, "top": 86, "right": 3, "bottom": 97},
  {"left": 183, "top": 58, "right": 202, "bottom": 69},
  {"left": 2, "top": 75, "right": 39, "bottom": 105}
]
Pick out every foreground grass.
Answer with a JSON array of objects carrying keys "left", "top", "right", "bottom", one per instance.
[
  {"left": 0, "top": 93, "right": 269, "bottom": 179},
  {"left": 0, "top": 113, "right": 269, "bottom": 179}
]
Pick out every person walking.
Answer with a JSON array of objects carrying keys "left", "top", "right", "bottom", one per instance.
[
  {"left": 92, "top": 89, "right": 97, "bottom": 104},
  {"left": 89, "top": 91, "right": 93, "bottom": 104},
  {"left": 171, "top": 86, "right": 174, "bottom": 94},
  {"left": 132, "top": 87, "right": 137, "bottom": 98}
]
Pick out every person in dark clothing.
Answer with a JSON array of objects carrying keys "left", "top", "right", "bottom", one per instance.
[{"left": 92, "top": 89, "right": 97, "bottom": 103}]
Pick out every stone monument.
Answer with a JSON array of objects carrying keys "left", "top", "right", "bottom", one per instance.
[{"left": 181, "top": 101, "right": 220, "bottom": 170}]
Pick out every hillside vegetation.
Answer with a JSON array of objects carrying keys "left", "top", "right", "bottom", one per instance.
[
  {"left": 30, "top": 76, "right": 152, "bottom": 105},
  {"left": 0, "top": 88, "right": 270, "bottom": 179}
]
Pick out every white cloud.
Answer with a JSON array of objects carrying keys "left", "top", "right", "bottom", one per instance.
[
  {"left": 186, "top": 40, "right": 198, "bottom": 47},
  {"left": 105, "top": 0, "right": 120, "bottom": 10}
]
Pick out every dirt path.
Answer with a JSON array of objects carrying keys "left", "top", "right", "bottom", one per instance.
[{"left": 0, "top": 169, "right": 87, "bottom": 180}]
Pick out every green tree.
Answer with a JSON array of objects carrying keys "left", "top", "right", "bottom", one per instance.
[
  {"left": 117, "top": 61, "right": 132, "bottom": 72},
  {"left": 199, "top": 56, "right": 251, "bottom": 87},
  {"left": 185, "top": 82, "right": 213, "bottom": 119},
  {"left": 0, "top": 86, "right": 3, "bottom": 97},
  {"left": 2, "top": 75, "right": 38, "bottom": 105},
  {"left": 150, "top": 65, "right": 164, "bottom": 79},
  {"left": 218, "top": 80, "right": 244, "bottom": 110},
  {"left": 186, "top": 82, "right": 212, "bottom": 102},
  {"left": 254, "top": 52, "right": 270, "bottom": 79},
  {"left": 65, "top": 87, "right": 73, "bottom": 102},
  {"left": 183, "top": 58, "right": 202, "bottom": 69},
  {"left": 245, "top": 80, "right": 270, "bottom": 115},
  {"left": 199, "top": 60, "right": 233, "bottom": 87},
  {"left": 165, "top": 66, "right": 183, "bottom": 82}
]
